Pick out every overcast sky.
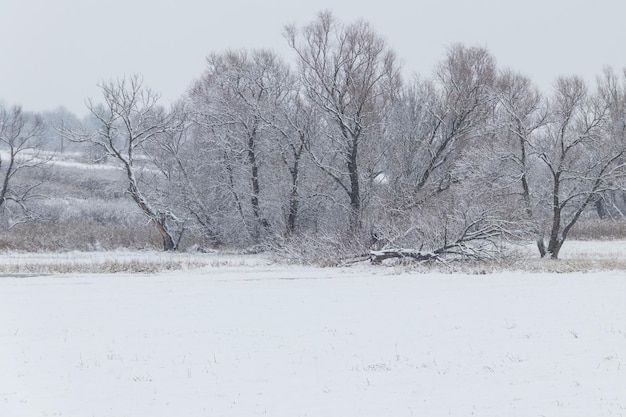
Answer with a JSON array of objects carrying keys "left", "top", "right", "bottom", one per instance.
[{"left": 1, "top": 0, "right": 625, "bottom": 116}]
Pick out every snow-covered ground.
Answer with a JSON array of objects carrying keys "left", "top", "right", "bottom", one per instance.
[{"left": 2, "top": 250, "right": 626, "bottom": 416}]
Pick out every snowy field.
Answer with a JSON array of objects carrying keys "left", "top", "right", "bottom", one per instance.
[{"left": 2, "top": 245, "right": 626, "bottom": 416}]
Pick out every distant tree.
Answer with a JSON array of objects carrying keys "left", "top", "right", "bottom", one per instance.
[
  {"left": 0, "top": 104, "right": 48, "bottom": 227},
  {"left": 65, "top": 74, "right": 183, "bottom": 251},
  {"left": 41, "top": 107, "right": 82, "bottom": 153}
]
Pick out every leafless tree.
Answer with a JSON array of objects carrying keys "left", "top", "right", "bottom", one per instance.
[
  {"left": 188, "top": 50, "right": 301, "bottom": 244},
  {"left": 593, "top": 67, "right": 626, "bottom": 218},
  {"left": 183, "top": 51, "right": 262, "bottom": 243},
  {"left": 144, "top": 101, "right": 223, "bottom": 247},
  {"left": 532, "top": 76, "right": 626, "bottom": 258},
  {"left": 66, "top": 74, "right": 182, "bottom": 251},
  {"left": 41, "top": 107, "right": 83, "bottom": 154},
  {"left": 493, "top": 69, "right": 549, "bottom": 255},
  {"left": 382, "top": 45, "right": 496, "bottom": 206},
  {"left": 285, "top": 10, "right": 401, "bottom": 233},
  {"left": 370, "top": 45, "right": 507, "bottom": 259},
  {"left": 0, "top": 105, "right": 48, "bottom": 227},
  {"left": 258, "top": 87, "right": 317, "bottom": 236}
]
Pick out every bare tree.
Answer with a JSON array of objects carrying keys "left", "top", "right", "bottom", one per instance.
[
  {"left": 370, "top": 45, "right": 505, "bottom": 259},
  {"left": 423, "top": 44, "right": 497, "bottom": 190},
  {"left": 0, "top": 105, "right": 48, "bottom": 227},
  {"left": 188, "top": 49, "right": 296, "bottom": 244},
  {"left": 533, "top": 76, "right": 626, "bottom": 258},
  {"left": 285, "top": 11, "right": 401, "bottom": 233},
  {"left": 259, "top": 88, "right": 316, "bottom": 236},
  {"left": 144, "top": 102, "right": 224, "bottom": 247},
  {"left": 41, "top": 107, "right": 82, "bottom": 154},
  {"left": 594, "top": 67, "right": 626, "bottom": 218},
  {"left": 493, "top": 69, "right": 549, "bottom": 255},
  {"left": 382, "top": 45, "right": 496, "bottom": 208},
  {"left": 67, "top": 74, "right": 182, "bottom": 251}
]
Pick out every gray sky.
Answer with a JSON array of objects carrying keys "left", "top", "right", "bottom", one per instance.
[{"left": 1, "top": 0, "right": 625, "bottom": 116}]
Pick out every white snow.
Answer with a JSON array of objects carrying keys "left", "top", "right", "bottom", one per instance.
[{"left": 2, "top": 254, "right": 626, "bottom": 416}]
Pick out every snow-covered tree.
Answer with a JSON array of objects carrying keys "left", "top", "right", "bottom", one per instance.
[
  {"left": 493, "top": 69, "right": 549, "bottom": 255},
  {"left": 285, "top": 11, "right": 401, "bottom": 233},
  {"left": 372, "top": 45, "right": 509, "bottom": 259},
  {"left": 67, "top": 74, "right": 183, "bottom": 251},
  {"left": 186, "top": 49, "right": 299, "bottom": 245},
  {"left": 0, "top": 104, "right": 48, "bottom": 227},
  {"left": 532, "top": 76, "right": 626, "bottom": 258}
]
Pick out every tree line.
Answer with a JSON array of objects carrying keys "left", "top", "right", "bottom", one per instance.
[{"left": 2, "top": 11, "right": 626, "bottom": 260}]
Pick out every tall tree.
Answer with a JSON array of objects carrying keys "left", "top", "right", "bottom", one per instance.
[
  {"left": 534, "top": 76, "right": 626, "bottom": 258},
  {"left": 285, "top": 10, "right": 401, "bottom": 232},
  {"left": 594, "top": 67, "right": 626, "bottom": 218},
  {"left": 493, "top": 69, "right": 549, "bottom": 255},
  {"left": 374, "top": 45, "right": 503, "bottom": 256},
  {"left": 382, "top": 45, "right": 496, "bottom": 206},
  {"left": 188, "top": 49, "right": 295, "bottom": 244},
  {"left": 259, "top": 87, "right": 316, "bottom": 236}
]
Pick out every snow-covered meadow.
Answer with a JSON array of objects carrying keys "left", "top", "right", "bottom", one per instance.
[{"left": 2, "top": 246, "right": 626, "bottom": 416}]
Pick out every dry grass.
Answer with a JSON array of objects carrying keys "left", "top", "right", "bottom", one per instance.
[
  {"left": 0, "top": 249, "right": 276, "bottom": 275},
  {"left": 0, "top": 252, "right": 212, "bottom": 275},
  {"left": 0, "top": 222, "right": 162, "bottom": 252},
  {"left": 0, "top": 242, "right": 625, "bottom": 276},
  {"left": 567, "top": 217, "right": 626, "bottom": 240},
  {"left": 0, "top": 259, "right": 183, "bottom": 274}
]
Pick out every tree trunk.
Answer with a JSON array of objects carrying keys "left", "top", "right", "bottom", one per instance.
[
  {"left": 546, "top": 204, "right": 563, "bottom": 259},
  {"left": 547, "top": 237, "right": 563, "bottom": 259},
  {"left": 537, "top": 239, "right": 547, "bottom": 258},
  {"left": 369, "top": 249, "right": 440, "bottom": 264},
  {"left": 286, "top": 157, "right": 300, "bottom": 235},
  {"left": 126, "top": 164, "right": 177, "bottom": 252},
  {"left": 544, "top": 171, "right": 562, "bottom": 259},
  {"left": 155, "top": 218, "right": 177, "bottom": 251},
  {"left": 347, "top": 141, "right": 361, "bottom": 232},
  {"left": 247, "top": 130, "right": 269, "bottom": 240},
  {"left": 595, "top": 196, "right": 607, "bottom": 219}
]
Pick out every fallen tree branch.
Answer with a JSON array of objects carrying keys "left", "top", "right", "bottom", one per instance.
[{"left": 369, "top": 248, "right": 441, "bottom": 264}]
